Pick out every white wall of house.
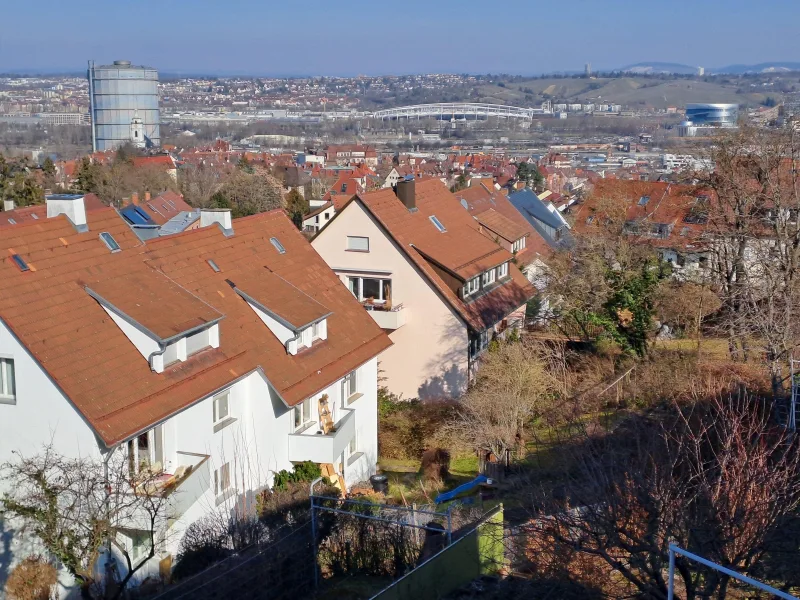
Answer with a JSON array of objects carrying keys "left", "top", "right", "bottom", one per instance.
[{"left": 312, "top": 201, "right": 469, "bottom": 400}]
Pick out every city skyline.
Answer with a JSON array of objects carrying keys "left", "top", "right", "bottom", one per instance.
[{"left": 2, "top": 0, "right": 799, "bottom": 76}]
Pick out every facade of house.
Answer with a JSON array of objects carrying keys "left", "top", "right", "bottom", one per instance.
[
  {"left": 312, "top": 179, "right": 535, "bottom": 400},
  {"left": 0, "top": 195, "right": 391, "bottom": 593},
  {"left": 302, "top": 201, "right": 336, "bottom": 233}
]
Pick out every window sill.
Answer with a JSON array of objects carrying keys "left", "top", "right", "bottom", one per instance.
[
  {"left": 213, "top": 417, "right": 237, "bottom": 433},
  {"left": 347, "top": 393, "right": 364, "bottom": 406},
  {"left": 345, "top": 249, "right": 370, "bottom": 253},
  {"left": 214, "top": 488, "right": 237, "bottom": 507},
  {"left": 347, "top": 452, "right": 364, "bottom": 467},
  {"left": 0, "top": 396, "right": 16, "bottom": 406}
]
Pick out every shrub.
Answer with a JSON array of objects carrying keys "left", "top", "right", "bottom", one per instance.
[
  {"left": 378, "top": 397, "right": 459, "bottom": 461},
  {"left": 5, "top": 556, "right": 57, "bottom": 600},
  {"left": 421, "top": 448, "right": 451, "bottom": 482},
  {"left": 272, "top": 461, "right": 322, "bottom": 491}
]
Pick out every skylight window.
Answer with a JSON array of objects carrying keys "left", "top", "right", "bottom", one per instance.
[
  {"left": 99, "top": 232, "right": 121, "bottom": 252},
  {"left": 429, "top": 215, "right": 446, "bottom": 233},
  {"left": 11, "top": 254, "right": 29, "bottom": 272},
  {"left": 207, "top": 259, "right": 221, "bottom": 272},
  {"left": 638, "top": 196, "right": 650, "bottom": 206},
  {"left": 31, "top": 214, "right": 38, "bottom": 220},
  {"left": 7, "top": 218, "right": 15, "bottom": 225},
  {"left": 460, "top": 199, "right": 469, "bottom": 210},
  {"left": 270, "top": 237, "right": 286, "bottom": 254}
]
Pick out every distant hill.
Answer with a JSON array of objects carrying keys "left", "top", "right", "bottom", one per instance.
[
  {"left": 712, "top": 62, "right": 800, "bottom": 74},
  {"left": 621, "top": 62, "right": 699, "bottom": 75}
]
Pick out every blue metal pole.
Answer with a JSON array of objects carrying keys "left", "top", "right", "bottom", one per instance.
[{"left": 668, "top": 545, "right": 675, "bottom": 600}]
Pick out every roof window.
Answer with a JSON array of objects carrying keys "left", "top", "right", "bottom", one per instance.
[
  {"left": 31, "top": 213, "right": 38, "bottom": 220},
  {"left": 207, "top": 259, "right": 221, "bottom": 272},
  {"left": 638, "top": 196, "right": 650, "bottom": 206},
  {"left": 7, "top": 218, "right": 15, "bottom": 225},
  {"left": 270, "top": 237, "right": 286, "bottom": 254},
  {"left": 99, "top": 232, "right": 121, "bottom": 252},
  {"left": 10, "top": 253, "right": 29, "bottom": 272},
  {"left": 460, "top": 199, "right": 469, "bottom": 210},
  {"left": 429, "top": 215, "right": 446, "bottom": 233}
]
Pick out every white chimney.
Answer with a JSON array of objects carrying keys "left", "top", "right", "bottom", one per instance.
[
  {"left": 200, "top": 208, "right": 233, "bottom": 232},
  {"left": 3, "top": 200, "right": 14, "bottom": 211},
  {"left": 46, "top": 194, "right": 87, "bottom": 230}
]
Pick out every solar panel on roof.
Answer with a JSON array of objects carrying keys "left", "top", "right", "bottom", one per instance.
[
  {"left": 11, "top": 254, "right": 29, "bottom": 272},
  {"left": 99, "top": 232, "right": 121, "bottom": 252}
]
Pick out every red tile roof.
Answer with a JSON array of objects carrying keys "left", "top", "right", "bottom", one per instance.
[
  {"left": 0, "top": 208, "right": 391, "bottom": 447},
  {"left": 345, "top": 180, "right": 535, "bottom": 332},
  {"left": 138, "top": 191, "right": 193, "bottom": 225},
  {"left": 0, "top": 194, "right": 106, "bottom": 228}
]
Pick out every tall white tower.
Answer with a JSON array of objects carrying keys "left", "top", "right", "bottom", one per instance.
[{"left": 130, "top": 111, "right": 145, "bottom": 148}]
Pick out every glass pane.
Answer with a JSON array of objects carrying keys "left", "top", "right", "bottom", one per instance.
[
  {"left": 303, "top": 399, "right": 310, "bottom": 422},
  {"left": 362, "top": 278, "right": 381, "bottom": 300},
  {"left": 294, "top": 405, "right": 302, "bottom": 428},
  {"left": 348, "top": 277, "right": 359, "bottom": 297}
]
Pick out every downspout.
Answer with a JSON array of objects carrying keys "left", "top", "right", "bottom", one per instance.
[
  {"left": 285, "top": 331, "right": 300, "bottom": 354},
  {"left": 148, "top": 344, "right": 167, "bottom": 371}
]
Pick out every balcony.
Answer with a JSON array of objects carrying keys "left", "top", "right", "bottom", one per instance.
[
  {"left": 364, "top": 302, "right": 408, "bottom": 330},
  {"left": 288, "top": 408, "right": 356, "bottom": 464},
  {"left": 138, "top": 452, "right": 210, "bottom": 516}
]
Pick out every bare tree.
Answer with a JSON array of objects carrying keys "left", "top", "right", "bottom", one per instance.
[
  {"left": 214, "top": 167, "right": 284, "bottom": 217},
  {"left": 521, "top": 394, "right": 800, "bottom": 600},
  {"left": 445, "top": 341, "right": 561, "bottom": 464},
  {"left": 703, "top": 125, "right": 800, "bottom": 395},
  {"left": 1, "top": 446, "right": 173, "bottom": 599},
  {"left": 180, "top": 162, "right": 224, "bottom": 208}
]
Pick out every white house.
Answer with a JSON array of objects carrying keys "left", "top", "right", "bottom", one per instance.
[
  {"left": 0, "top": 195, "right": 391, "bottom": 594},
  {"left": 312, "top": 179, "right": 535, "bottom": 401}
]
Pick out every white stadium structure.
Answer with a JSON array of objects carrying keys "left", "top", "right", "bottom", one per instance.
[{"left": 371, "top": 102, "right": 551, "bottom": 121}]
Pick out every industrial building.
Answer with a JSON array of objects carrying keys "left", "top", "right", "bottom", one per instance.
[
  {"left": 88, "top": 60, "right": 161, "bottom": 152},
  {"left": 678, "top": 103, "right": 738, "bottom": 137}
]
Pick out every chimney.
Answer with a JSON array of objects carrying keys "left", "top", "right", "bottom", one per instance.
[
  {"left": 200, "top": 208, "right": 233, "bottom": 234},
  {"left": 46, "top": 194, "right": 87, "bottom": 231},
  {"left": 395, "top": 178, "right": 416, "bottom": 211},
  {"left": 131, "top": 192, "right": 139, "bottom": 206},
  {"left": 144, "top": 191, "right": 151, "bottom": 202},
  {"left": 3, "top": 200, "right": 15, "bottom": 211}
]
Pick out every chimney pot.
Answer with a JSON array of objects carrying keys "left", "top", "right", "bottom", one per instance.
[
  {"left": 46, "top": 194, "right": 87, "bottom": 230},
  {"left": 395, "top": 179, "right": 416, "bottom": 211}
]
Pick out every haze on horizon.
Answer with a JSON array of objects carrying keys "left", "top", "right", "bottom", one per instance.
[{"left": 2, "top": 0, "right": 799, "bottom": 76}]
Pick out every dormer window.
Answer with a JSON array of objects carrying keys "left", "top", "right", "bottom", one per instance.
[
  {"left": 512, "top": 237, "right": 526, "bottom": 253},
  {"left": 482, "top": 269, "right": 496, "bottom": 287},
  {"left": 463, "top": 276, "right": 480, "bottom": 297},
  {"left": 497, "top": 262, "right": 509, "bottom": 279}
]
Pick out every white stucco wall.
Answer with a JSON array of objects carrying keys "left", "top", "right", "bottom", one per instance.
[{"left": 312, "top": 201, "right": 469, "bottom": 400}]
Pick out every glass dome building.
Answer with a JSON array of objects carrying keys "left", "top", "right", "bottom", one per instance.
[{"left": 685, "top": 104, "right": 738, "bottom": 128}]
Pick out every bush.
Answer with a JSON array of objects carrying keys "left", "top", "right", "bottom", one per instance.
[
  {"left": 378, "top": 396, "right": 459, "bottom": 461},
  {"left": 421, "top": 448, "right": 451, "bottom": 482},
  {"left": 5, "top": 556, "right": 57, "bottom": 600},
  {"left": 272, "top": 461, "right": 322, "bottom": 490}
]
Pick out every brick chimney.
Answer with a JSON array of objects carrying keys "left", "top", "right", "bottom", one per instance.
[
  {"left": 131, "top": 192, "right": 139, "bottom": 206},
  {"left": 144, "top": 191, "right": 151, "bottom": 202},
  {"left": 394, "top": 179, "right": 416, "bottom": 211}
]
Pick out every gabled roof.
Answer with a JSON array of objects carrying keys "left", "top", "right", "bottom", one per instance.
[
  {"left": 0, "top": 208, "right": 391, "bottom": 447},
  {"left": 139, "top": 191, "right": 193, "bottom": 225},
  {"left": 509, "top": 189, "right": 575, "bottom": 250},
  {"left": 473, "top": 209, "right": 529, "bottom": 244},
  {"left": 332, "top": 180, "right": 535, "bottom": 332}
]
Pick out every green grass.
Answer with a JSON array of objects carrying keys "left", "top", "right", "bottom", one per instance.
[{"left": 377, "top": 453, "right": 480, "bottom": 505}]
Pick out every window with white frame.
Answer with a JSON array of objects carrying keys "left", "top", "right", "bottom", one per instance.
[
  {"left": 346, "top": 236, "right": 369, "bottom": 252},
  {"left": 126, "top": 425, "right": 164, "bottom": 476},
  {"left": 213, "top": 392, "right": 230, "bottom": 426},
  {"left": 294, "top": 398, "right": 312, "bottom": 430},
  {"left": 214, "top": 462, "right": 232, "bottom": 500},
  {"left": 463, "top": 277, "right": 480, "bottom": 298},
  {"left": 512, "top": 237, "right": 526, "bottom": 252},
  {"left": 342, "top": 370, "right": 358, "bottom": 401},
  {"left": 482, "top": 269, "right": 496, "bottom": 287},
  {"left": 0, "top": 357, "right": 15, "bottom": 403},
  {"left": 348, "top": 277, "right": 391, "bottom": 304},
  {"left": 469, "top": 330, "right": 490, "bottom": 359},
  {"left": 497, "top": 262, "right": 509, "bottom": 279},
  {"left": 119, "top": 530, "right": 152, "bottom": 562}
]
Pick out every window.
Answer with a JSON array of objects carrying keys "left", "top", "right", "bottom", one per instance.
[
  {"left": 213, "top": 392, "right": 230, "bottom": 425},
  {"left": 348, "top": 277, "right": 391, "bottom": 304},
  {"left": 294, "top": 398, "right": 312, "bottom": 430},
  {"left": 346, "top": 236, "right": 369, "bottom": 252},
  {"left": 429, "top": 215, "right": 446, "bottom": 232},
  {"left": 469, "top": 330, "right": 490, "bottom": 359},
  {"left": 186, "top": 329, "right": 210, "bottom": 356},
  {"left": 497, "top": 262, "right": 509, "bottom": 279},
  {"left": 207, "top": 259, "right": 221, "bottom": 272},
  {"left": 482, "top": 269, "right": 496, "bottom": 287},
  {"left": 120, "top": 530, "right": 152, "bottom": 562},
  {"left": 342, "top": 370, "right": 358, "bottom": 400},
  {"left": 126, "top": 425, "right": 163, "bottom": 476},
  {"left": 460, "top": 198, "right": 469, "bottom": 210},
  {"left": 348, "top": 435, "right": 357, "bottom": 457},
  {"left": 10, "top": 254, "right": 29, "bottom": 272},
  {"left": 638, "top": 195, "right": 650, "bottom": 206},
  {"left": 512, "top": 237, "right": 526, "bottom": 253},
  {"left": 269, "top": 237, "right": 286, "bottom": 254},
  {"left": 463, "top": 277, "right": 480, "bottom": 297},
  {"left": 99, "top": 232, "right": 121, "bottom": 252},
  {"left": 7, "top": 218, "right": 15, "bottom": 225},
  {"left": 214, "top": 462, "right": 232, "bottom": 498},
  {"left": 0, "top": 358, "right": 15, "bottom": 403}
]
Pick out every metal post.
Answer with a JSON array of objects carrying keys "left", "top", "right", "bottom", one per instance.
[
  {"left": 667, "top": 545, "right": 675, "bottom": 600},
  {"left": 310, "top": 477, "right": 323, "bottom": 588},
  {"left": 446, "top": 505, "right": 453, "bottom": 546}
]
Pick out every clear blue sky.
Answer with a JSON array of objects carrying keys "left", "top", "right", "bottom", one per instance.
[{"left": 3, "top": 0, "right": 799, "bottom": 76}]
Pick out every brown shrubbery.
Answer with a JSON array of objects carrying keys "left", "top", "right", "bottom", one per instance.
[
  {"left": 377, "top": 390, "right": 459, "bottom": 461},
  {"left": 5, "top": 556, "right": 57, "bottom": 600}
]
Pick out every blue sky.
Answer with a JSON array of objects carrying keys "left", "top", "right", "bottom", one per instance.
[{"left": 2, "top": 0, "right": 799, "bottom": 76}]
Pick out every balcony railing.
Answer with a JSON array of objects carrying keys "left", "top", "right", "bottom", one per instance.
[
  {"left": 363, "top": 302, "right": 408, "bottom": 330},
  {"left": 288, "top": 408, "right": 356, "bottom": 464}
]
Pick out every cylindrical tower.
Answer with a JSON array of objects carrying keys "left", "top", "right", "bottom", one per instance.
[{"left": 88, "top": 60, "right": 160, "bottom": 152}]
